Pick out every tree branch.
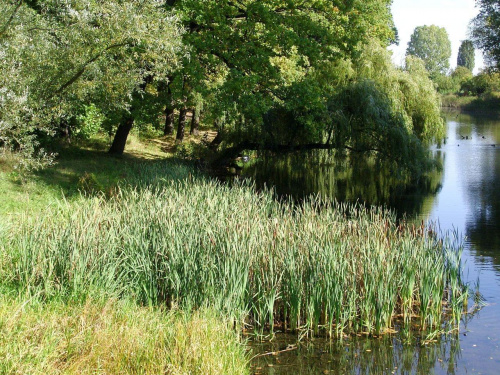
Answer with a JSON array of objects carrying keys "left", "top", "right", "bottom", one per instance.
[
  {"left": 214, "top": 140, "right": 386, "bottom": 166},
  {"left": 0, "top": 0, "right": 23, "bottom": 38},
  {"left": 52, "top": 42, "right": 130, "bottom": 97}
]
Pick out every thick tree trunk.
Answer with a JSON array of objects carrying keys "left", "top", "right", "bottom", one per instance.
[
  {"left": 176, "top": 108, "right": 187, "bottom": 143},
  {"left": 190, "top": 108, "right": 200, "bottom": 135},
  {"left": 209, "top": 131, "right": 223, "bottom": 151},
  {"left": 108, "top": 75, "right": 152, "bottom": 155},
  {"left": 109, "top": 115, "right": 134, "bottom": 155},
  {"left": 164, "top": 107, "right": 175, "bottom": 135}
]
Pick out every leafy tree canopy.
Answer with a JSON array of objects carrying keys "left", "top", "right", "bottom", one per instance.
[
  {"left": 471, "top": 0, "right": 500, "bottom": 70},
  {"left": 0, "top": 0, "right": 183, "bottom": 166},
  {"left": 164, "top": 0, "right": 397, "bottom": 130},
  {"left": 1, "top": 0, "right": 448, "bottom": 175},
  {"left": 406, "top": 25, "right": 451, "bottom": 78}
]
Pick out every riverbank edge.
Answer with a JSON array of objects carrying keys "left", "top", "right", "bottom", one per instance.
[{"left": 441, "top": 93, "right": 500, "bottom": 114}]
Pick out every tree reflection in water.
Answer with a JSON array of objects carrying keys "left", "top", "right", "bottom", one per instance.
[
  {"left": 242, "top": 150, "right": 443, "bottom": 219},
  {"left": 250, "top": 333, "right": 462, "bottom": 375}
]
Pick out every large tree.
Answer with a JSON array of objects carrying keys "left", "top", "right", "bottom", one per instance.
[
  {"left": 162, "top": 0, "right": 397, "bottom": 147},
  {"left": 0, "top": 0, "right": 183, "bottom": 164},
  {"left": 471, "top": 0, "right": 500, "bottom": 70},
  {"left": 457, "top": 40, "right": 475, "bottom": 71},
  {"left": 406, "top": 25, "right": 452, "bottom": 78}
]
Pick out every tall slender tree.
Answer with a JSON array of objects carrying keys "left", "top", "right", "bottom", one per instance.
[{"left": 457, "top": 40, "right": 475, "bottom": 72}]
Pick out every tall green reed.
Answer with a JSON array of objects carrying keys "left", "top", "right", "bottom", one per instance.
[{"left": 2, "top": 163, "right": 470, "bottom": 338}]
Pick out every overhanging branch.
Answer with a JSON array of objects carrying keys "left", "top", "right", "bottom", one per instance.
[{"left": 51, "top": 42, "right": 130, "bottom": 98}]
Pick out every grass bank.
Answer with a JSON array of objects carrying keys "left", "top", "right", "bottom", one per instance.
[
  {"left": 1, "top": 138, "right": 250, "bottom": 374},
  {"left": 0, "top": 295, "right": 248, "bottom": 374},
  {"left": 441, "top": 92, "right": 500, "bottom": 112}
]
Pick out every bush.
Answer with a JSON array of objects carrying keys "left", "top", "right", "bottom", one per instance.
[
  {"left": 434, "top": 73, "right": 459, "bottom": 94},
  {"left": 461, "top": 71, "right": 500, "bottom": 96},
  {"left": 75, "top": 104, "right": 105, "bottom": 140}
]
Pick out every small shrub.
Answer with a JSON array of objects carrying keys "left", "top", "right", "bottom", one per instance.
[{"left": 76, "top": 104, "right": 105, "bottom": 140}]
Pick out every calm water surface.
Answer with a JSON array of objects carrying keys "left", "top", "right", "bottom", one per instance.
[{"left": 245, "top": 111, "right": 500, "bottom": 374}]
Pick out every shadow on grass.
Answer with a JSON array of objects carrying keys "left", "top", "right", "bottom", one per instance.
[
  {"left": 1, "top": 133, "right": 212, "bottom": 216},
  {"left": 32, "top": 143, "right": 194, "bottom": 199}
]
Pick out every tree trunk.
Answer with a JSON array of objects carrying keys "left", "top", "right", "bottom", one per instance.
[
  {"left": 190, "top": 108, "right": 200, "bottom": 135},
  {"left": 209, "top": 120, "right": 223, "bottom": 150},
  {"left": 176, "top": 107, "right": 187, "bottom": 143},
  {"left": 162, "top": 77, "right": 175, "bottom": 136},
  {"left": 164, "top": 107, "right": 175, "bottom": 135},
  {"left": 60, "top": 119, "right": 71, "bottom": 144},
  {"left": 109, "top": 115, "right": 134, "bottom": 155}
]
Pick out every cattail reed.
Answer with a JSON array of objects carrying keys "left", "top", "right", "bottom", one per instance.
[{"left": 1, "top": 165, "right": 470, "bottom": 338}]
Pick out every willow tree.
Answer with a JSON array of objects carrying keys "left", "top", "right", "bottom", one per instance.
[
  {"left": 325, "top": 43, "right": 444, "bottom": 175},
  {"left": 0, "top": 0, "right": 183, "bottom": 164}
]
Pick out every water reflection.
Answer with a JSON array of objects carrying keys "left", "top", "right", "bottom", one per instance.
[
  {"left": 251, "top": 334, "right": 462, "bottom": 375},
  {"left": 243, "top": 111, "right": 500, "bottom": 374},
  {"left": 243, "top": 152, "right": 443, "bottom": 219},
  {"left": 451, "top": 113, "right": 500, "bottom": 268}
]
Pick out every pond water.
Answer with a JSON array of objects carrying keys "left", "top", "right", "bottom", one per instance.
[{"left": 244, "top": 111, "right": 500, "bottom": 374}]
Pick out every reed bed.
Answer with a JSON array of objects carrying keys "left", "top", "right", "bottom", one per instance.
[{"left": 0, "top": 164, "right": 468, "bottom": 338}]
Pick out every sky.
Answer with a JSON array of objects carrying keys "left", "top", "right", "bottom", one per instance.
[{"left": 388, "top": 0, "right": 484, "bottom": 74}]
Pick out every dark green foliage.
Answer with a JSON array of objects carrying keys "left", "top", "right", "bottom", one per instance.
[
  {"left": 461, "top": 71, "right": 500, "bottom": 96},
  {"left": 457, "top": 40, "right": 475, "bottom": 71},
  {"left": 471, "top": 0, "right": 500, "bottom": 70}
]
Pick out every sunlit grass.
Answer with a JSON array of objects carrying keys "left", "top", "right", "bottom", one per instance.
[{"left": 0, "top": 295, "right": 249, "bottom": 374}]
